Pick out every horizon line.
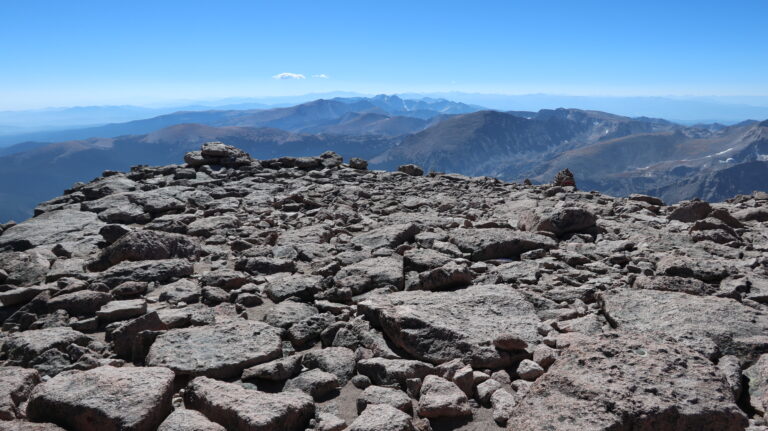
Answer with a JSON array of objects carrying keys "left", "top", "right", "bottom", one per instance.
[{"left": 4, "top": 91, "right": 768, "bottom": 112}]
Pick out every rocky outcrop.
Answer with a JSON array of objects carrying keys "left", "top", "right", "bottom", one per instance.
[{"left": 2, "top": 143, "right": 768, "bottom": 430}]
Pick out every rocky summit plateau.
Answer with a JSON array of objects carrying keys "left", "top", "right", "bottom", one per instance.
[{"left": 2, "top": 141, "right": 768, "bottom": 430}]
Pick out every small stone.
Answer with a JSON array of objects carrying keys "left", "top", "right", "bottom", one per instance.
[
  {"left": 201, "top": 286, "right": 229, "bottom": 305},
  {"left": 453, "top": 365, "right": 474, "bottom": 397},
  {"left": 490, "top": 370, "right": 512, "bottom": 386},
  {"left": 158, "top": 408, "right": 226, "bottom": 431},
  {"left": 475, "top": 378, "right": 502, "bottom": 406},
  {"left": 493, "top": 333, "right": 528, "bottom": 351},
  {"left": 241, "top": 355, "right": 302, "bottom": 382},
  {"left": 517, "top": 359, "right": 545, "bottom": 381},
  {"left": 398, "top": 164, "right": 424, "bottom": 176},
  {"left": 490, "top": 388, "right": 517, "bottom": 426},
  {"left": 301, "top": 347, "right": 356, "bottom": 385},
  {"left": 349, "top": 158, "right": 368, "bottom": 170},
  {"left": 417, "top": 375, "right": 471, "bottom": 418},
  {"left": 357, "top": 385, "right": 412, "bottom": 414},
  {"left": 96, "top": 299, "right": 147, "bottom": 323},
  {"left": 316, "top": 412, "right": 347, "bottom": 431},
  {"left": 347, "top": 404, "right": 415, "bottom": 431},
  {"left": 351, "top": 375, "right": 372, "bottom": 389},
  {"left": 284, "top": 369, "right": 339, "bottom": 399},
  {"left": 532, "top": 344, "right": 558, "bottom": 369},
  {"left": 719, "top": 355, "right": 744, "bottom": 402},
  {"left": 47, "top": 291, "right": 112, "bottom": 317}
]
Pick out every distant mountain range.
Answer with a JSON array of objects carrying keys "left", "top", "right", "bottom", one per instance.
[
  {"left": 4, "top": 92, "right": 768, "bottom": 138},
  {"left": 0, "top": 94, "right": 766, "bottom": 222},
  {"left": 0, "top": 95, "right": 479, "bottom": 147}
]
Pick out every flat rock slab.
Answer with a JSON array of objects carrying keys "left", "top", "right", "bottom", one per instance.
[
  {"left": 601, "top": 288, "right": 768, "bottom": 360},
  {"left": 184, "top": 376, "right": 314, "bottom": 431},
  {"left": 301, "top": 347, "right": 356, "bottom": 385},
  {"left": 242, "top": 355, "right": 302, "bottom": 382},
  {"left": 96, "top": 299, "right": 147, "bottom": 322},
  {"left": 2, "top": 327, "right": 91, "bottom": 366},
  {"left": 0, "top": 286, "right": 47, "bottom": 307},
  {"left": 155, "top": 278, "right": 201, "bottom": 304},
  {"left": 360, "top": 284, "right": 542, "bottom": 367},
  {"left": 262, "top": 300, "right": 318, "bottom": 329},
  {"left": 448, "top": 228, "right": 556, "bottom": 261},
  {"left": 26, "top": 365, "right": 175, "bottom": 431},
  {"left": 264, "top": 274, "right": 321, "bottom": 302},
  {"left": 47, "top": 290, "right": 112, "bottom": 316},
  {"left": 146, "top": 320, "right": 282, "bottom": 378},
  {"left": 350, "top": 223, "right": 420, "bottom": 249},
  {"left": 0, "top": 209, "right": 105, "bottom": 255},
  {"left": 506, "top": 333, "right": 747, "bottom": 431},
  {"left": 333, "top": 256, "right": 404, "bottom": 296},
  {"left": 98, "top": 259, "right": 194, "bottom": 287}
]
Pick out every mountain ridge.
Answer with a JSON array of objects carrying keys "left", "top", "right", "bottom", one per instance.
[{"left": 1, "top": 99, "right": 767, "bottom": 223}]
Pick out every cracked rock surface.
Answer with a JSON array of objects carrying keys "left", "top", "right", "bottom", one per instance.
[{"left": 2, "top": 142, "right": 768, "bottom": 430}]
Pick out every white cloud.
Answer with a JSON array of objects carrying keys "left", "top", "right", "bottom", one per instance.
[
  {"left": 272, "top": 72, "right": 306, "bottom": 80},
  {"left": 312, "top": 74, "right": 329, "bottom": 79}
]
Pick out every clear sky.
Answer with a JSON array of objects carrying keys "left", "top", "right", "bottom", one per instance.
[{"left": 1, "top": 0, "right": 767, "bottom": 109}]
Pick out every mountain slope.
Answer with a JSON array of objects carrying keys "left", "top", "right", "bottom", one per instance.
[
  {"left": 372, "top": 108, "right": 678, "bottom": 177},
  {"left": 533, "top": 121, "right": 768, "bottom": 201}
]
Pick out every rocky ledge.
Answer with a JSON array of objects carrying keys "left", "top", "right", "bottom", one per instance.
[{"left": 2, "top": 141, "right": 768, "bottom": 430}]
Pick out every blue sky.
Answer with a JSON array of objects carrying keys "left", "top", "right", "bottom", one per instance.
[{"left": 1, "top": 0, "right": 766, "bottom": 109}]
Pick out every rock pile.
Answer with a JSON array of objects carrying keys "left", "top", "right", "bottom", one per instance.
[{"left": 2, "top": 141, "right": 768, "bottom": 430}]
